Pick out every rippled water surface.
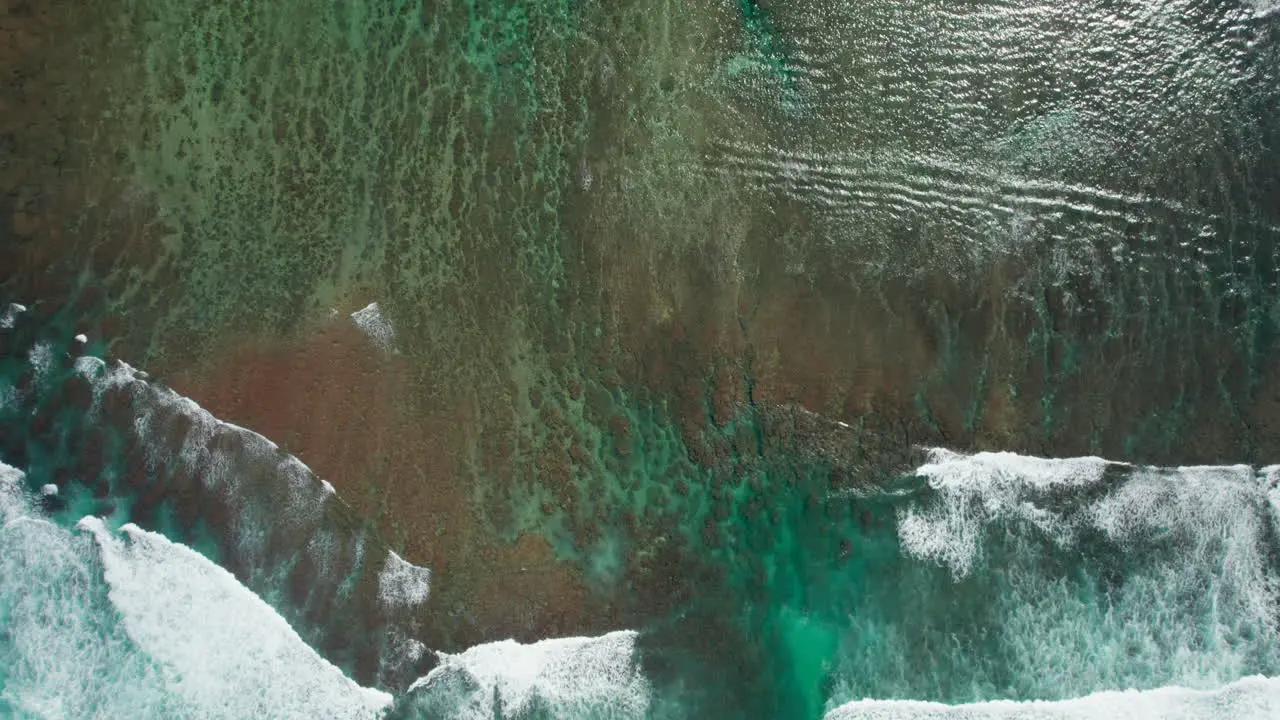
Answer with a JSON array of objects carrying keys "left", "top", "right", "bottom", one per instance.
[{"left": 2, "top": 0, "right": 1280, "bottom": 718}]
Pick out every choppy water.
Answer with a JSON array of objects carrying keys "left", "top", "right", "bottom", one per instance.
[
  {"left": 4, "top": 313, "right": 1280, "bottom": 717},
  {"left": 4, "top": 0, "right": 1280, "bottom": 717}
]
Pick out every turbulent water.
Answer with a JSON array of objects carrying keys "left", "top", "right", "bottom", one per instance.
[
  {"left": 4, "top": 0, "right": 1280, "bottom": 717},
  {"left": 2, "top": 311, "right": 1279, "bottom": 717}
]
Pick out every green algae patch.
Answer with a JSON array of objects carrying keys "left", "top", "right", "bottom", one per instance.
[{"left": 69, "top": 0, "right": 595, "bottom": 368}]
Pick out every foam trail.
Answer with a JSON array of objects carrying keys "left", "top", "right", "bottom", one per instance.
[
  {"left": 1247, "top": 0, "right": 1279, "bottom": 18},
  {"left": 67, "top": 354, "right": 430, "bottom": 683},
  {"left": 0, "top": 463, "right": 171, "bottom": 717},
  {"left": 899, "top": 450, "right": 1115, "bottom": 577},
  {"left": 82, "top": 517, "right": 392, "bottom": 718},
  {"left": 0, "top": 325, "right": 433, "bottom": 688},
  {"left": 396, "top": 630, "right": 650, "bottom": 719},
  {"left": 856, "top": 449, "right": 1280, "bottom": 702},
  {"left": 351, "top": 301, "right": 395, "bottom": 350},
  {"left": 825, "top": 674, "right": 1280, "bottom": 719},
  {"left": 68, "top": 355, "right": 337, "bottom": 530},
  {"left": 897, "top": 450, "right": 1280, "bottom": 588},
  {"left": 0, "top": 461, "right": 25, "bottom": 518},
  {"left": 0, "top": 462, "right": 391, "bottom": 719},
  {"left": 0, "top": 302, "right": 24, "bottom": 329},
  {"left": 379, "top": 550, "right": 432, "bottom": 610}
]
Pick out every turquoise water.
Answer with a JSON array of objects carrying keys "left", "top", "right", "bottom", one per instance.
[
  {"left": 4, "top": 314, "right": 1280, "bottom": 717},
  {"left": 4, "top": 0, "right": 1280, "bottom": 717}
]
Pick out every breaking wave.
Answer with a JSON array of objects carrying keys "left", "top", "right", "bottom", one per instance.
[
  {"left": 3, "top": 310, "right": 1280, "bottom": 718},
  {"left": 825, "top": 674, "right": 1280, "bottom": 720},
  {"left": 0, "top": 461, "right": 391, "bottom": 719}
]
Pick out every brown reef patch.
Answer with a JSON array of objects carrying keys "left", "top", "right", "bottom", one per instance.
[{"left": 166, "top": 314, "right": 607, "bottom": 651}]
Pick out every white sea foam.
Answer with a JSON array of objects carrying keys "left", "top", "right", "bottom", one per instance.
[
  {"left": 71, "top": 356, "right": 334, "bottom": 536},
  {"left": 1264, "top": 464, "right": 1280, "bottom": 538},
  {"left": 378, "top": 550, "right": 431, "bottom": 610},
  {"left": 899, "top": 450, "right": 1113, "bottom": 576},
  {"left": 824, "top": 674, "right": 1280, "bottom": 720},
  {"left": 81, "top": 517, "right": 391, "bottom": 718},
  {"left": 403, "top": 630, "right": 650, "bottom": 718},
  {"left": 0, "top": 462, "right": 30, "bottom": 521},
  {"left": 0, "top": 463, "right": 174, "bottom": 718},
  {"left": 69, "top": 356, "right": 327, "bottom": 556},
  {"left": 58, "top": 355, "right": 433, "bottom": 684},
  {"left": 386, "top": 632, "right": 428, "bottom": 667},
  {"left": 1246, "top": 0, "right": 1279, "bottom": 18},
  {"left": 28, "top": 342, "right": 56, "bottom": 383},
  {"left": 0, "top": 463, "right": 390, "bottom": 719},
  {"left": 351, "top": 301, "right": 395, "bottom": 350},
  {"left": 0, "top": 302, "right": 25, "bottom": 328},
  {"left": 899, "top": 451, "right": 1280, "bottom": 596},
  {"left": 1088, "top": 465, "right": 1280, "bottom": 660},
  {"left": 878, "top": 449, "right": 1280, "bottom": 697}
]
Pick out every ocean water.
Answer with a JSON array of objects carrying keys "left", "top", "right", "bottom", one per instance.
[
  {"left": 4, "top": 0, "right": 1280, "bottom": 718},
  {"left": 4, "top": 311, "right": 1280, "bottom": 717},
  {"left": 0, "top": 461, "right": 393, "bottom": 719}
]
